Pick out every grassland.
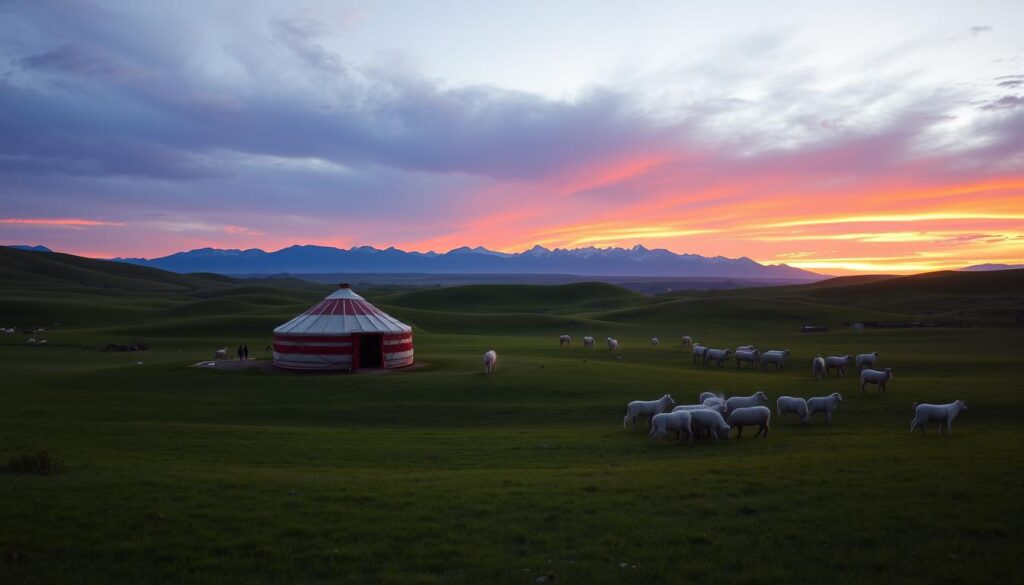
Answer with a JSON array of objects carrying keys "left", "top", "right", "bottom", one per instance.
[{"left": 0, "top": 247, "right": 1022, "bottom": 584}]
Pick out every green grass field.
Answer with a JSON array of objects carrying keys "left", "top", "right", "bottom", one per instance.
[{"left": 1, "top": 247, "right": 1023, "bottom": 584}]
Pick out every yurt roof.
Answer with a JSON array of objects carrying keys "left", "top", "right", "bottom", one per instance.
[{"left": 274, "top": 284, "right": 412, "bottom": 335}]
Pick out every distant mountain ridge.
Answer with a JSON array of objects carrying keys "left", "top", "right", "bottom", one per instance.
[{"left": 113, "top": 244, "right": 823, "bottom": 280}]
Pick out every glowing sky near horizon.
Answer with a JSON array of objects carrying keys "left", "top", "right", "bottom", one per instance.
[{"left": 0, "top": 1, "right": 1022, "bottom": 274}]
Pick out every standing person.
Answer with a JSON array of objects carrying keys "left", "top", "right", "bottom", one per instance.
[
  {"left": 237, "top": 344, "right": 243, "bottom": 361},
  {"left": 243, "top": 344, "right": 249, "bottom": 360}
]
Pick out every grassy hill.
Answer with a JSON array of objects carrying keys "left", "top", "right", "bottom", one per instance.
[{"left": 1, "top": 249, "right": 1022, "bottom": 584}]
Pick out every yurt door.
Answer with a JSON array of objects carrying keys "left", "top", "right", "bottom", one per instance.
[{"left": 359, "top": 334, "right": 383, "bottom": 368}]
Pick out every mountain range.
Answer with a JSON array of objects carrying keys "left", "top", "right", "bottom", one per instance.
[{"left": 106, "top": 244, "right": 824, "bottom": 280}]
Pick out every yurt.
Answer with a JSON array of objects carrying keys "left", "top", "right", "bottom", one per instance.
[{"left": 272, "top": 284, "right": 413, "bottom": 371}]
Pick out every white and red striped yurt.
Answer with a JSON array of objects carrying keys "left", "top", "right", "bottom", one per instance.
[{"left": 272, "top": 284, "right": 413, "bottom": 371}]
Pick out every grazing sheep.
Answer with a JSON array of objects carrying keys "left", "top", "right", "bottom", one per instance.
[
  {"left": 860, "top": 368, "right": 894, "bottom": 394},
  {"left": 692, "top": 344, "right": 708, "bottom": 364},
  {"left": 37, "top": 339, "right": 48, "bottom": 345},
  {"left": 698, "top": 391, "right": 724, "bottom": 403},
  {"left": 559, "top": 335, "right": 572, "bottom": 346},
  {"left": 649, "top": 411, "right": 693, "bottom": 443},
  {"left": 737, "top": 345, "right": 757, "bottom": 352},
  {"left": 825, "top": 355, "right": 853, "bottom": 376},
  {"left": 607, "top": 337, "right": 619, "bottom": 351},
  {"left": 688, "top": 408, "right": 732, "bottom": 440},
  {"left": 728, "top": 406, "right": 771, "bottom": 438},
  {"left": 583, "top": 336, "right": 595, "bottom": 349},
  {"left": 856, "top": 351, "right": 878, "bottom": 372},
  {"left": 483, "top": 350, "right": 497, "bottom": 374},
  {"left": 27, "top": 338, "right": 36, "bottom": 344},
  {"left": 674, "top": 399, "right": 727, "bottom": 415},
  {"left": 761, "top": 349, "right": 790, "bottom": 372},
  {"left": 735, "top": 349, "right": 760, "bottom": 369},
  {"left": 651, "top": 337, "right": 660, "bottom": 346},
  {"left": 681, "top": 336, "right": 692, "bottom": 346},
  {"left": 812, "top": 356, "right": 826, "bottom": 380},
  {"left": 910, "top": 400, "right": 968, "bottom": 435},
  {"left": 807, "top": 392, "right": 843, "bottom": 423},
  {"left": 704, "top": 348, "right": 732, "bottom": 368},
  {"left": 214, "top": 348, "right": 227, "bottom": 360},
  {"left": 725, "top": 391, "right": 769, "bottom": 413},
  {"left": 623, "top": 394, "right": 676, "bottom": 430},
  {"left": 776, "top": 396, "right": 810, "bottom": 424}
]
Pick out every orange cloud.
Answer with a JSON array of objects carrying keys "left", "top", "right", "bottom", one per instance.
[{"left": 0, "top": 218, "right": 125, "bottom": 227}]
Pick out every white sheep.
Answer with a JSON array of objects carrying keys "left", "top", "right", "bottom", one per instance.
[
  {"left": 27, "top": 338, "right": 36, "bottom": 344},
  {"left": 698, "top": 391, "right": 724, "bottom": 403},
  {"left": 735, "top": 349, "right": 760, "bottom": 369},
  {"left": 482, "top": 350, "right": 497, "bottom": 374},
  {"left": 607, "top": 337, "right": 619, "bottom": 351},
  {"left": 623, "top": 394, "right": 675, "bottom": 430},
  {"left": 688, "top": 408, "right": 732, "bottom": 440},
  {"left": 761, "top": 349, "right": 790, "bottom": 372},
  {"left": 583, "top": 336, "right": 595, "bottom": 349},
  {"left": 855, "top": 351, "right": 878, "bottom": 372},
  {"left": 725, "top": 391, "right": 769, "bottom": 413},
  {"left": 674, "top": 398, "right": 727, "bottom": 415},
  {"left": 910, "top": 400, "right": 968, "bottom": 435},
  {"left": 681, "top": 336, "right": 692, "bottom": 346},
  {"left": 559, "top": 335, "right": 572, "bottom": 346},
  {"left": 38, "top": 339, "right": 48, "bottom": 345},
  {"left": 728, "top": 406, "right": 771, "bottom": 438},
  {"left": 807, "top": 392, "right": 843, "bottom": 423},
  {"left": 649, "top": 411, "right": 693, "bottom": 443},
  {"left": 737, "top": 345, "right": 757, "bottom": 352},
  {"left": 776, "top": 396, "right": 810, "bottom": 424},
  {"left": 214, "top": 347, "right": 227, "bottom": 360},
  {"left": 692, "top": 344, "right": 708, "bottom": 364},
  {"left": 704, "top": 348, "right": 732, "bottom": 368},
  {"left": 651, "top": 337, "right": 660, "bottom": 346},
  {"left": 812, "top": 356, "right": 826, "bottom": 380},
  {"left": 860, "top": 368, "right": 894, "bottom": 394},
  {"left": 825, "top": 355, "right": 853, "bottom": 376}
]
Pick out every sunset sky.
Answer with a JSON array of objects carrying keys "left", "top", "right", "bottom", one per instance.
[{"left": 1, "top": 1, "right": 1022, "bottom": 275}]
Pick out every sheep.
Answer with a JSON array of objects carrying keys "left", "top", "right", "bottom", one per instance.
[
  {"left": 607, "top": 337, "right": 619, "bottom": 351},
  {"left": 623, "top": 394, "right": 675, "bottom": 430},
  {"left": 776, "top": 396, "right": 810, "bottom": 424},
  {"left": 812, "top": 356, "right": 826, "bottom": 380},
  {"left": 559, "top": 335, "right": 572, "bottom": 346},
  {"left": 855, "top": 351, "right": 878, "bottom": 372},
  {"left": 825, "top": 355, "right": 853, "bottom": 376},
  {"left": 649, "top": 411, "right": 693, "bottom": 443},
  {"left": 681, "top": 336, "right": 692, "bottom": 346},
  {"left": 735, "top": 349, "right": 760, "bottom": 369},
  {"left": 37, "top": 339, "right": 47, "bottom": 345},
  {"left": 692, "top": 344, "right": 708, "bottom": 364},
  {"left": 725, "top": 391, "right": 769, "bottom": 413},
  {"left": 704, "top": 348, "right": 732, "bottom": 368},
  {"left": 728, "top": 406, "right": 771, "bottom": 438},
  {"left": 651, "top": 337, "right": 660, "bottom": 346},
  {"left": 483, "top": 350, "right": 497, "bottom": 374},
  {"left": 27, "top": 338, "right": 36, "bottom": 344},
  {"left": 583, "top": 336, "right": 595, "bottom": 349},
  {"left": 214, "top": 348, "right": 227, "bottom": 360},
  {"left": 761, "top": 349, "right": 790, "bottom": 372},
  {"left": 698, "top": 391, "right": 724, "bottom": 403},
  {"left": 737, "top": 345, "right": 757, "bottom": 352},
  {"left": 688, "top": 408, "right": 732, "bottom": 440},
  {"left": 674, "top": 399, "right": 727, "bottom": 415},
  {"left": 860, "top": 368, "right": 894, "bottom": 394},
  {"left": 807, "top": 392, "right": 843, "bottom": 423},
  {"left": 910, "top": 400, "right": 968, "bottom": 435}
]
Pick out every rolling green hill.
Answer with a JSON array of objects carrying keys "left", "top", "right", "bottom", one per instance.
[{"left": 1, "top": 249, "right": 1023, "bottom": 584}]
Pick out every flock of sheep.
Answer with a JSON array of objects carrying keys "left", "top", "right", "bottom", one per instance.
[{"left": 482, "top": 334, "right": 969, "bottom": 438}]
